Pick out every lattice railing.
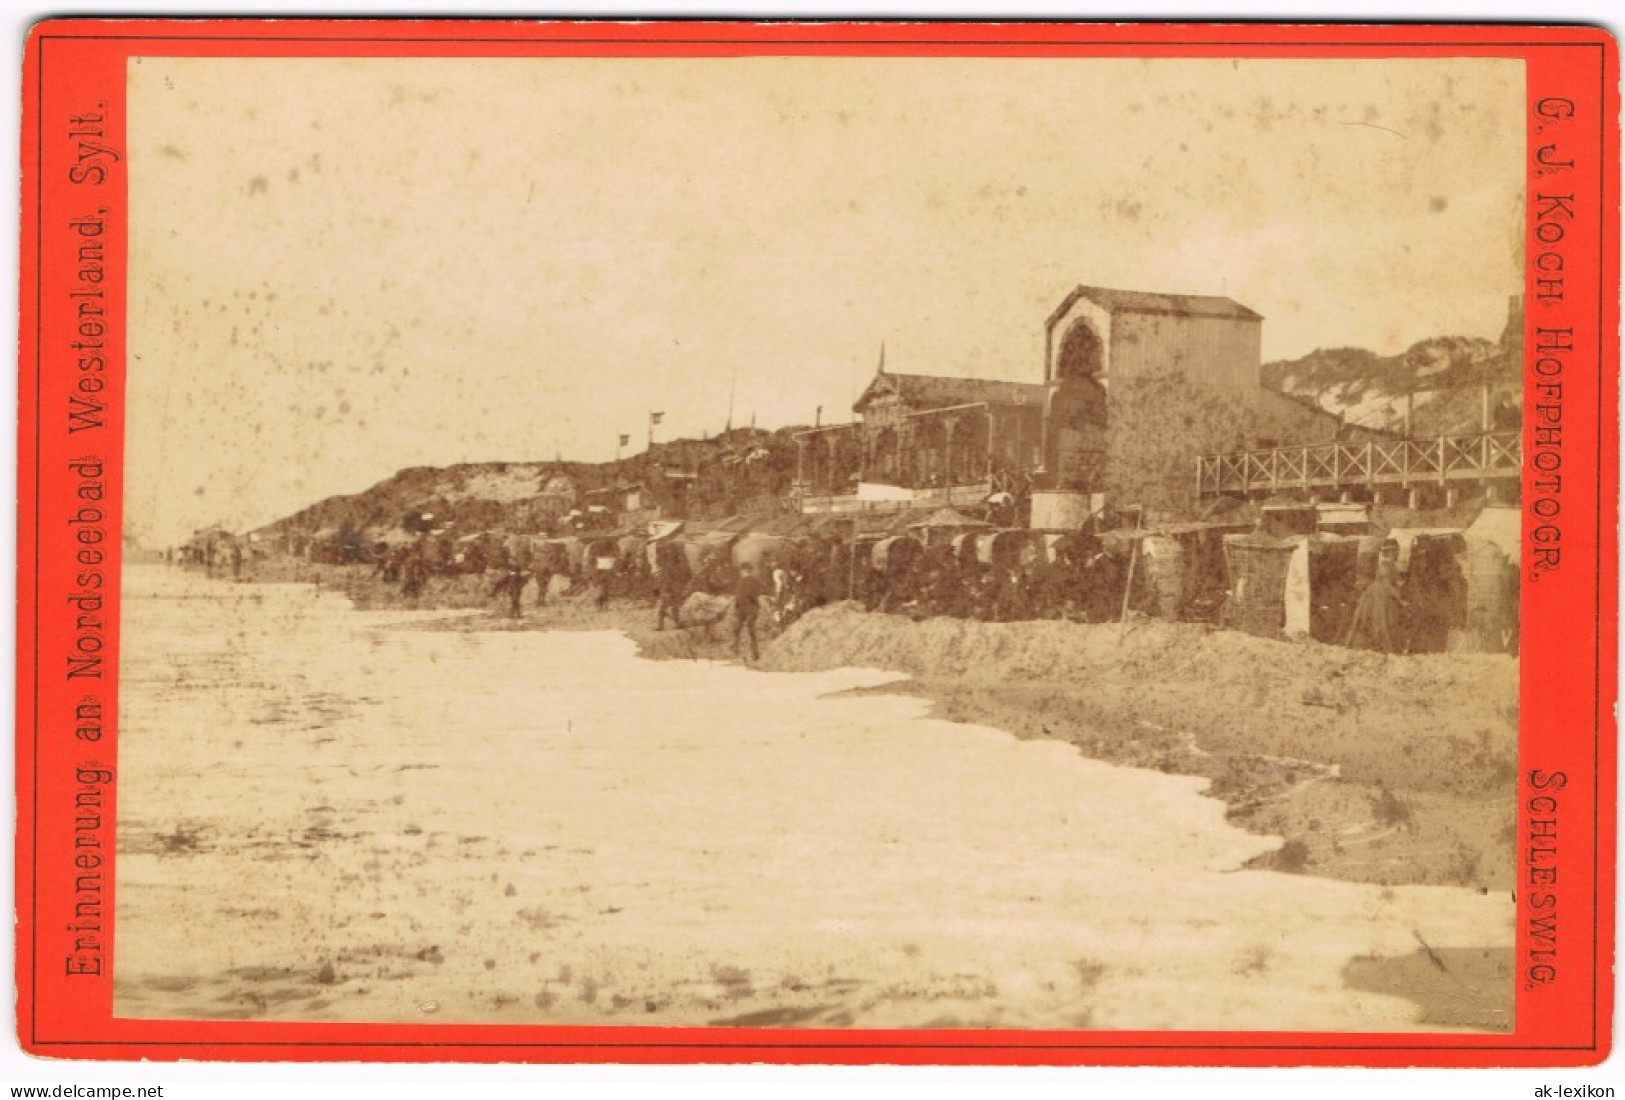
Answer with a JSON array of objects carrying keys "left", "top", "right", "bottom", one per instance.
[{"left": 1197, "top": 431, "right": 1522, "bottom": 496}]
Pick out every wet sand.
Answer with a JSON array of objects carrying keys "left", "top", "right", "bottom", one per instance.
[
  {"left": 115, "top": 564, "right": 1515, "bottom": 1030},
  {"left": 313, "top": 559, "right": 1517, "bottom": 893}
]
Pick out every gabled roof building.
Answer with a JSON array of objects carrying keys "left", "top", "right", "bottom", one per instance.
[{"left": 795, "top": 283, "right": 1340, "bottom": 515}]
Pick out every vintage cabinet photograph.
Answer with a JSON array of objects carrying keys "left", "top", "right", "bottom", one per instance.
[
  {"left": 14, "top": 20, "right": 1617, "bottom": 1070},
  {"left": 115, "top": 50, "right": 1523, "bottom": 1031}
]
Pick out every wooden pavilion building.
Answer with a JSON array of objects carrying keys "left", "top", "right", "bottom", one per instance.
[{"left": 793, "top": 284, "right": 1288, "bottom": 517}]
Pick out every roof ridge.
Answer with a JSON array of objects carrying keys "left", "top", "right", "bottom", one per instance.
[{"left": 1047, "top": 284, "right": 1263, "bottom": 327}]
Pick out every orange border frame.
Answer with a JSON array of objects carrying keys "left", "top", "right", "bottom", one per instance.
[{"left": 15, "top": 19, "right": 1619, "bottom": 1065}]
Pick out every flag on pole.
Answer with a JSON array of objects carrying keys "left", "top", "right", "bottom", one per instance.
[
  {"left": 619, "top": 434, "right": 630, "bottom": 447},
  {"left": 650, "top": 412, "right": 664, "bottom": 425}
]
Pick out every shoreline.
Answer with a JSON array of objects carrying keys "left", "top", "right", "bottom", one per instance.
[
  {"left": 233, "top": 558, "right": 1518, "bottom": 893},
  {"left": 194, "top": 559, "right": 1516, "bottom": 1029}
]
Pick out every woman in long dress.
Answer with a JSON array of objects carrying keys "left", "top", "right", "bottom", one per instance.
[{"left": 1345, "top": 541, "right": 1404, "bottom": 652}]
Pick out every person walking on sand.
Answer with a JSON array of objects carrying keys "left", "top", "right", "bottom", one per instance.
[
  {"left": 490, "top": 559, "right": 530, "bottom": 619},
  {"left": 731, "top": 562, "right": 766, "bottom": 661},
  {"left": 653, "top": 539, "right": 690, "bottom": 631},
  {"left": 401, "top": 546, "right": 430, "bottom": 602},
  {"left": 592, "top": 541, "right": 617, "bottom": 611},
  {"left": 1345, "top": 539, "right": 1405, "bottom": 653}
]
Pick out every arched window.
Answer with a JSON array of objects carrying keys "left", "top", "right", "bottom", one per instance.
[{"left": 1056, "top": 318, "right": 1105, "bottom": 382}]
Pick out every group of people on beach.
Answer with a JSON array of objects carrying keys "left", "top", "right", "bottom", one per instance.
[
  {"left": 472, "top": 535, "right": 774, "bottom": 660},
  {"left": 449, "top": 527, "right": 1136, "bottom": 660},
  {"left": 270, "top": 517, "right": 1511, "bottom": 661},
  {"left": 174, "top": 539, "right": 250, "bottom": 581}
]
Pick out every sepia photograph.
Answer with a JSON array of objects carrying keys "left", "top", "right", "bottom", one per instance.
[{"left": 110, "top": 50, "right": 1526, "bottom": 1033}]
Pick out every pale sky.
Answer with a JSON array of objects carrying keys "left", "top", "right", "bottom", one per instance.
[{"left": 126, "top": 55, "right": 1523, "bottom": 544}]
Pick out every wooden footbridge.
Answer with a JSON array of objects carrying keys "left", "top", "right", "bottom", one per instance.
[{"left": 1197, "top": 430, "right": 1522, "bottom": 499}]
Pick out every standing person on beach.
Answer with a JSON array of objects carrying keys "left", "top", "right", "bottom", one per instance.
[
  {"left": 731, "top": 562, "right": 766, "bottom": 661},
  {"left": 592, "top": 541, "right": 617, "bottom": 611},
  {"left": 490, "top": 557, "right": 530, "bottom": 619},
  {"left": 1345, "top": 539, "right": 1404, "bottom": 652},
  {"left": 653, "top": 539, "right": 690, "bottom": 631},
  {"left": 401, "top": 544, "right": 430, "bottom": 602}
]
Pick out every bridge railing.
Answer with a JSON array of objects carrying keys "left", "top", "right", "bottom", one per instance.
[{"left": 1197, "top": 431, "right": 1521, "bottom": 497}]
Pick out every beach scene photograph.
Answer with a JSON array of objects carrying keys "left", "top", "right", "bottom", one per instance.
[{"left": 116, "top": 53, "right": 1523, "bottom": 1031}]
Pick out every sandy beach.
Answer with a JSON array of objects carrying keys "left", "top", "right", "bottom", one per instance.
[
  {"left": 114, "top": 563, "right": 1516, "bottom": 1031},
  {"left": 287, "top": 558, "right": 1519, "bottom": 893}
]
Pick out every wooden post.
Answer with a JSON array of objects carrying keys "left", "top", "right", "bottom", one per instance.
[
  {"left": 1117, "top": 531, "right": 1141, "bottom": 642},
  {"left": 985, "top": 407, "right": 995, "bottom": 481}
]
